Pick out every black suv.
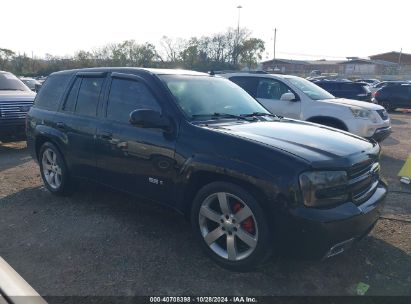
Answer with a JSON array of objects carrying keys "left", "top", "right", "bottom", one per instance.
[
  {"left": 26, "top": 68, "right": 386, "bottom": 270},
  {"left": 0, "top": 71, "right": 36, "bottom": 142},
  {"left": 314, "top": 80, "right": 372, "bottom": 102},
  {"left": 374, "top": 83, "right": 411, "bottom": 111}
]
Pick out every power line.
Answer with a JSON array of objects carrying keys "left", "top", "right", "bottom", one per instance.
[{"left": 275, "top": 51, "right": 347, "bottom": 59}]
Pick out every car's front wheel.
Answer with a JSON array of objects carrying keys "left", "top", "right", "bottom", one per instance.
[
  {"left": 39, "top": 142, "right": 71, "bottom": 195},
  {"left": 191, "top": 182, "right": 272, "bottom": 271}
]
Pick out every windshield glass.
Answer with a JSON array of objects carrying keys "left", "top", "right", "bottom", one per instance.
[
  {"left": 159, "top": 75, "right": 269, "bottom": 120},
  {"left": 285, "top": 76, "right": 335, "bottom": 100},
  {"left": 0, "top": 73, "right": 31, "bottom": 91}
]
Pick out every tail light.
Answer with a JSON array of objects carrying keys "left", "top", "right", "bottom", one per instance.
[{"left": 374, "top": 91, "right": 381, "bottom": 99}]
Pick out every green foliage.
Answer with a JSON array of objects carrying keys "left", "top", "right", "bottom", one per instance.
[{"left": 1, "top": 27, "right": 265, "bottom": 76}]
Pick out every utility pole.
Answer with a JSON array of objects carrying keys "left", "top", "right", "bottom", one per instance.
[
  {"left": 398, "top": 48, "right": 403, "bottom": 73},
  {"left": 237, "top": 5, "right": 242, "bottom": 37},
  {"left": 235, "top": 5, "right": 242, "bottom": 66},
  {"left": 273, "top": 28, "right": 277, "bottom": 71}
]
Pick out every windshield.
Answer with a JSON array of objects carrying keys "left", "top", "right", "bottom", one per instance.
[
  {"left": 159, "top": 75, "right": 269, "bottom": 120},
  {"left": 0, "top": 73, "right": 31, "bottom": 91},
  {"left": 22, "top": 79, "right": 37, "bottom": 87},
  {"left": 285, "top": 76, "right": 335, "bottom": 100}
]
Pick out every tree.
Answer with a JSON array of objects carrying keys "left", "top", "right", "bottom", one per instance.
[
  {"left": 0, "top": 48, "right": 15, "bottom": 70},
  {"left": 239, "top": 38, "right": 265, "bottom": 70}
]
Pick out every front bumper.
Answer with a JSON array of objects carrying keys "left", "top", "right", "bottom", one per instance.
[
  {"left": 368, "top": 126, "right": 392, "bottom": 142},
  {"left": 281, "top": 182, "right": 387, "bottom": 259}
]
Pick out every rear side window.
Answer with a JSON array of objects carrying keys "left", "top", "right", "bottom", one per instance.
[
  {"left": 34, "top": 74, "right": 72, "bottom": 110},
  {"left": 106, "top": 78, "right": 161, "bottom": 123},
  {"left": 341, "top": 83, "right": 362, "bottom": 93},
  {"left": 75, "top": 77, "right": 105, "bottom": 117},
  {"left": 318, "top": 82, "right": 336, "bottom": 91},
  {"left": 229, "top": 77, "right": 259, "bottom": 97},
  {"left": 62, "top": 78, "right": 81, "bottom": 112}
]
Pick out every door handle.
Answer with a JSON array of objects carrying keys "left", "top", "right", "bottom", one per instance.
[
  {"left": 99, "top": 132, "right": 113, "bottom": 140},
  {"left": 56, "top": 122, "right": 66, "bottom": 130}
]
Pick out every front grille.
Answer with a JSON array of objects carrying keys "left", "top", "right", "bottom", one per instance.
[
  {"left": 0, "top": 101, "right": 33, "bottom": 126},
  {"left": 348, "top": 161, "right": 380, "bottom": 205},
  {"left": 376, "top": 109, "right": 388, "bottom": 120}
]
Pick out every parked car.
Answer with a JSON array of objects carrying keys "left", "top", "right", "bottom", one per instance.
[
  {"left": 373, "top": 83, "right": 411, "bottom": 111},
  {"left": 313, "top": 80, "right": 373, "bottom": 102},
  {"left": 222, "top": 73, "right": 391, "bottom": 142},
  {"left": 27, "top": 68, "right": 387, "bottom": 271},
  {"left": 370, "top": 80, "right": 410, "bottom": 94},
  {"left": 20, "top": 77, "right": 42, "bottom": 92},
  {"left": 355, "top": 79, "right": 380, "bottom": 86},
  {"left": 0, "top": 257, "right": 47, "bottom": 304},
  {"left": 0, "top": 71, "right": 36, "bottom": 142}
]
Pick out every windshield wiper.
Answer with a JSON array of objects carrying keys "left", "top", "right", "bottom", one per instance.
[
  {"left": 192, "top": 113, "right": 254, "bottom": 121},
  {"left": 0, "top": 88, "right": 24, "bottom": 91},
  {"left": 241, "top": 112, "right": 283, "bottom": 119}
]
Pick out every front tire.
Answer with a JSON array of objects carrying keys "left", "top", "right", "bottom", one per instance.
[
  {"left": 39, "top": 142, "right": 71, "bottom": 196},
  {"left": 191, "top": 182, "right": 272, "bottom": 271}
]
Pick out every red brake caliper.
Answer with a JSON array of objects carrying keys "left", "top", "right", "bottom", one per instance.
[{"left": 233, "top": 202, "right": 254, "bottom": 234}]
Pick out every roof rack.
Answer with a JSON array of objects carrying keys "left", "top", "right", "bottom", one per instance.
[{"left": 209, "top": 70, "right": 268, "bottom": 75}]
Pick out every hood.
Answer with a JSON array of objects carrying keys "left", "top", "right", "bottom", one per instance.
[
  {"left": 204, "top": 119, "right": 377, "bottom": 164},
  {"left": 0, "top": 90, "right": 36, "bottom": 102},
  {"left": 319, "top": 98, "right": 383, "bottom": 110}
]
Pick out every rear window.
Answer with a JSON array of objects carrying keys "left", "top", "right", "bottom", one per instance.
[
  {"left": 34, "top": 74, "right": 72, "bottom": 110},
  {"left": 0, "top": 72, "right": 31, "bottom": 92}
]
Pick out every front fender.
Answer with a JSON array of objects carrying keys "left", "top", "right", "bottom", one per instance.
[{"left": 175, "top": 153, "right": 300, "bottom": 212}]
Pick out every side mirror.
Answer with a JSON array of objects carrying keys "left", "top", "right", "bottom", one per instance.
[
  {"left": 129, "top": 109, "right": 171, "bottom": 132},
  {"left": 280, "top": 92, "right": 297, "bottom": 101}
]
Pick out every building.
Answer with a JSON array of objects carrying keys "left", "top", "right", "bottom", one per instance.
[
  {"left": 369, "top": 51, "right": 411, "bottom": 65},
  {"left": 340, "top": 58, "right": 397, "bottom": 75}
]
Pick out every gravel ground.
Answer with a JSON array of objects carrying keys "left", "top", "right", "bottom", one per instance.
[{"left": 0, "top": 113, "right": 410, "bottom": 296}]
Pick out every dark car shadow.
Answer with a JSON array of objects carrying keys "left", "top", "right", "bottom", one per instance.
[
  {"left": 381, "top": 136, "right": 400, "bottom": 146},
  {"left": 0, "top": 141, "right": 31, "bottom": 172},
  {"left": 390, "top": 118, "right": 408, "bottom": 126},
  {"left": 1, "top": 185, "right": 410, "bottom": 296}
]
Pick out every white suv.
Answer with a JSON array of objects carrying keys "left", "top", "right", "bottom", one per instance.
[{"left": 221, "top": 73, "right": 391, "bottom": 141}]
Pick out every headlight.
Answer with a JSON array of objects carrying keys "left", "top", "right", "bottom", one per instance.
[
  {"left": 350, "top": 107, "right": 378, "bottom": 123},
  {"left": 299, "top": 171, "right": 348, "bottom": 207}
]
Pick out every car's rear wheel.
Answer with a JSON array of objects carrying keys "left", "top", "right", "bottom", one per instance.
[
  {"left": 39, "top": 142, "right": 71, "bottom": 195},
  {"left": 380, "top": 101, "right": 395, "bottom": 112},
  {"left": 191, "top": 182, "right": 272, "bottom": 271}
]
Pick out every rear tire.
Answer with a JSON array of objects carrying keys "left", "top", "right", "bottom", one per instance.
[
  {"left": 190, "top": 182, "right": 273, "bottom": 271},
  {"left": 39, "top": 142, "right": 72, "bottom": 196}
]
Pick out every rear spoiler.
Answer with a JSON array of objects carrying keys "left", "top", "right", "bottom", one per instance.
[{"left": 0, "top": 257, "right": 47, "bottom": 304}]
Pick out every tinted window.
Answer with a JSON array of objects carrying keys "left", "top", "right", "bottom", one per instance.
[
  {"left": 256, "top": 78, "right": 291, "bottom": 100},
  {"left": 317, "top": 82, "right": 336, "bottom": 91},
  {"left": 75, "top": 77, "right": 104, "bottom": 117},
  {"left": 229, "top": 77, "right": 259, "bottom": 96},
  {"left": 107, "top": 78, "right": 161, "bottom": 123},
  {"left": 0, "top": 72, "right": 31, "bottom": 91},
  {"left": 62, "top": 78, "right": 81, "bottom": 112},
  {"left": 341, "top": 83, "right": 362, "bottom": 93},
  {"left": 34, "top": 74, "right": 72, "bottom": 110}
]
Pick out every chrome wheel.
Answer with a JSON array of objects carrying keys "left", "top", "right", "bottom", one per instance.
[
  {"left": 41, "top": 148, "right": 62, "bottom": 189},
  {"left": 198, "top": 192, "right": 258, "bottom": 261}
]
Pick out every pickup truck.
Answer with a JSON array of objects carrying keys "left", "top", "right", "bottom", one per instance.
[{"left": 0, "top": 71, "right": 35, "bottom": 142}]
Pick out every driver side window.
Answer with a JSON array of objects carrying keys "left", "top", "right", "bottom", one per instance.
[
  {"left": 106, "top": 78, "right": 161, "bottom": 123},
  {"left": 256, "top": 78, "right": 291, "bottom": 100}
]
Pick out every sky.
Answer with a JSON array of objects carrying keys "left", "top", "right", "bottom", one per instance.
[{"left": 2, "top": 0, "right": 409, "bottom": 61}]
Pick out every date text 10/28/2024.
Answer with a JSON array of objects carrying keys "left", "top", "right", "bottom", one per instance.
[{"left": 149, "top": 297, "right": 258, "bottom": 303}]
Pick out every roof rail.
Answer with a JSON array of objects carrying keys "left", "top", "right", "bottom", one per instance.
[{"left": 209, "top": 70, "right": 268, "bottom": 75}]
